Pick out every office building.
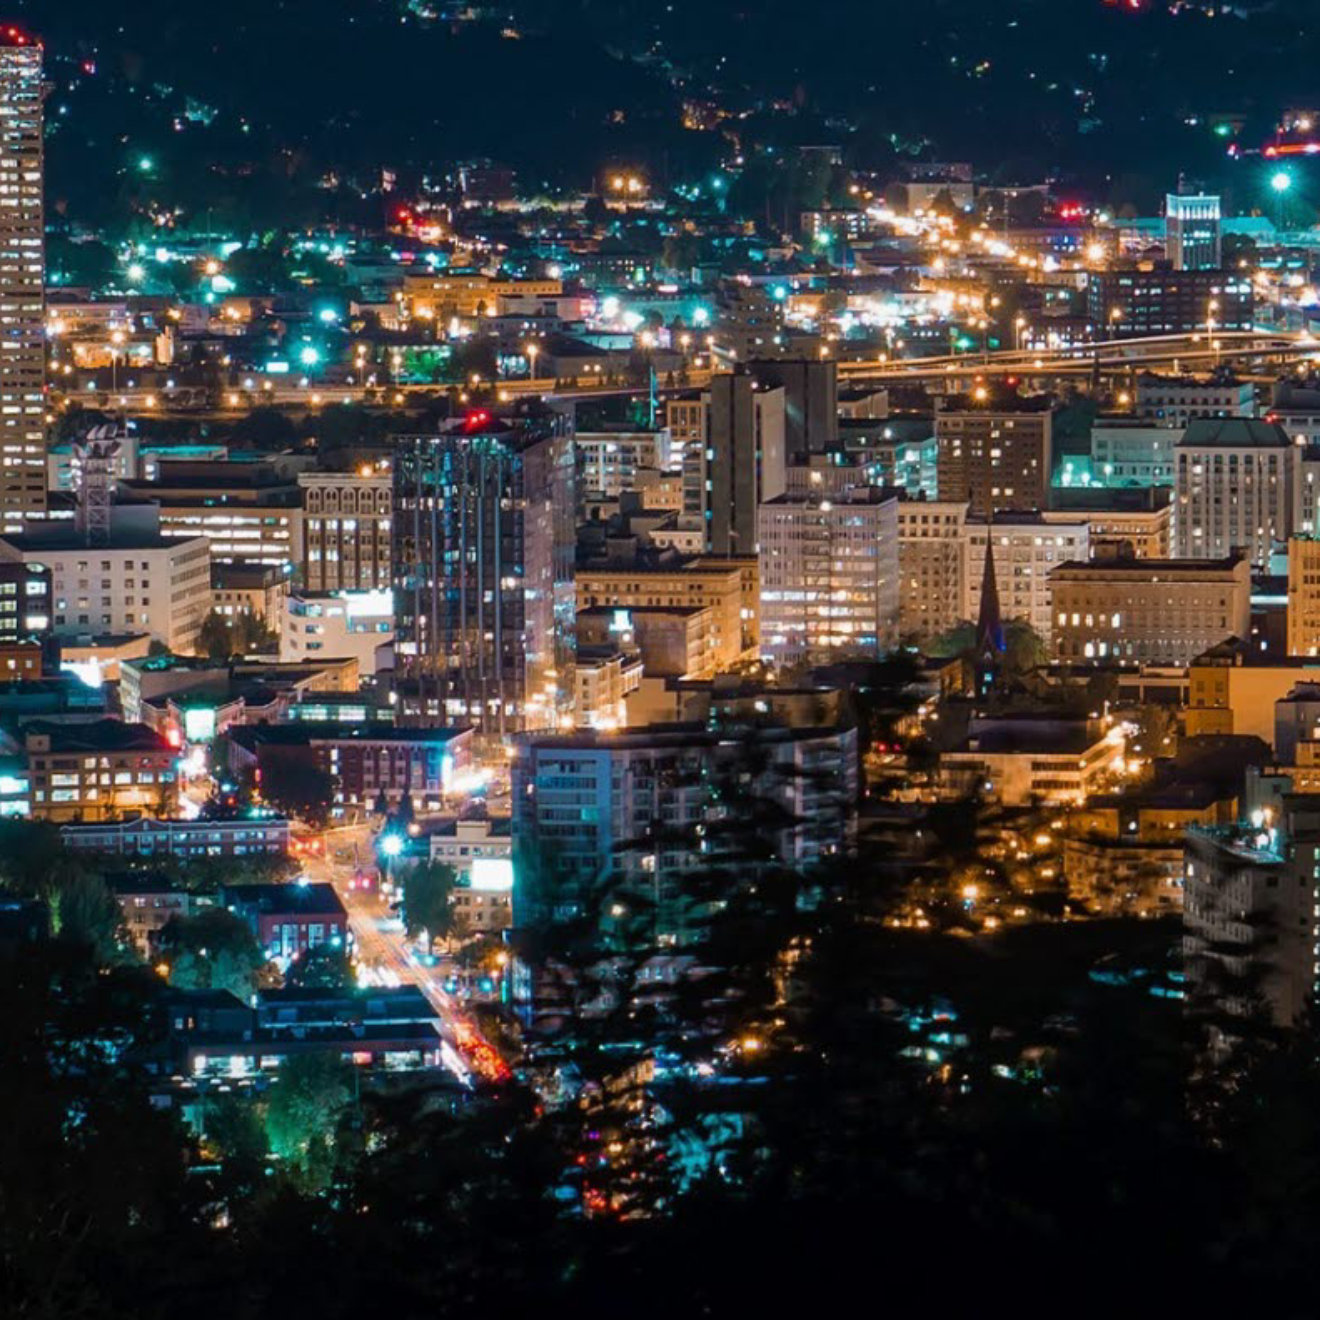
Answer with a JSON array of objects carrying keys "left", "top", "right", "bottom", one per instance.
[
  {"left": 121, "top": 461, "right": 301, "bottom": 566},
  {"left": 0, "top": 529, "right": 211, "bottom": 653},
  {"left": 577, "top": 604, "right": 719, "bottom": 681},
  {"left": 699, "top": 373, "right": 786, "bottom": 555},
  {"left": 747, "top": 358, "right": 838, "bottom": 462},
  {"left": 24, "top": 719, "right": 179, "bottom": 822},
  {"left": 1051, "top": 547, "right": 1250, "bottom": 666},
  {"left": 758, "top": 489, "right": 900, "bottom": 664},
  {"left": 0, "top": 558, "right": 49, "bottom": 643},
  {"left": 1174, "top": 417, "right": 1296, "bottom": 566},
  {"left": 279, "top": 588, "right": 393, "bottom": 675},
  {"left": 576, "top": 558, "right": 759, "bottom": 667},
  {"left": 935, "top": 407, "right": 1052, "bottom": 518},
  {"left": 576, "top": 430, "right": 673, "bottom": 499},
  {"left": 392, "top": 413, "right": 576, "bottom": 733},
  {"left": 296, "top": 468, "right": 393, "bottom": 593},
  {"left": 512, "top": 722, "right": 858, "bottom": 940},
  {"left": 1135, "top": 374, "right": 1256, "bottom": 429},
  {"left": 897, "top": 498, "right": 967, "bottom": 641},
  {"left": 964, "top": 514, "right": 1089, "bottom": 641},
  {"left": 1285, "top": 536, "right": 1320, "bottom": 656},
  {"left": 1087, "top": 267, "right": 1252, "bottom": 339},
  {"left": 0, "top": 31, "right": 47, "bottom": 534},
  {"left": 1089, "top": 422, "right": 1177, "bottom": 486},
  {"left": 1165, "top": 192, "right": 1221, "bottom": 271},
  {"left": 1043, "top": 487, "right": 1174, "bottom": 559}
]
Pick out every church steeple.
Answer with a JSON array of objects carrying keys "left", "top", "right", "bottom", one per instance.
[{"left": 976, "top": 528, "right": 1005, "bottom": 659}]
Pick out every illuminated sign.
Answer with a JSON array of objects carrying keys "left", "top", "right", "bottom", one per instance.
[
  {"left": 469, "top": 857, "right": 513, "bottom": 893},
  {"left": 183, "top": 707, "right": 218, "bottom": 743}
]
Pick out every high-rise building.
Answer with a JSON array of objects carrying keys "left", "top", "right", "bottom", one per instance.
[
  {"left": 935, "top": 407, "right": 1052, "bottom": 518},
  {"left": 1174, "top": 418, "right": 1296, "bottom": 566},
  {"left": 700, "top": 373, "right": 786, "bottom": 555},
  {"left": 296, "top": 468, "right": 393, "bottom": 592},
  {"left": 758, "top": 488, "right": 900, "bottom": 664},
  {"left": 0, "top": 31, "right": 47, "bottom": 534},
  {"left": 897, "top": 497, "right": 967, "bottom": 641},
  {"left": 747, "top": 358, "right": 838, "bottom": 462},
  {"left": 963, "top": 514, "right": 1089, "bottom": 642},
  {"left": 1165, "top": 192, "right": 1221, "bottom": 271},
  {"left": 392, "top": 413, "right": 576, "bottom": 734}
]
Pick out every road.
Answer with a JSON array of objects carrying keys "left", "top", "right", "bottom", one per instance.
[{"left": 302, "top": 823, "right": 511, "bottom": 1085}]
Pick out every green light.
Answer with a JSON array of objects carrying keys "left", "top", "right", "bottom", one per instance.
[{"left": 138, "top": 156, "right": 153, "bottom": 173}]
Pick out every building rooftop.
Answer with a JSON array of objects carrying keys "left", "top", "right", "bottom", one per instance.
[
  {"left": 0, "top": 531, "right": 208, "bottom": 554},
  {"left": 222, "top": 881, "right": 346, "bottom": 917},
  {"left": 229, "top": 721, "right": 469, "bottom": 748},
  {"left": 1177, "top": 418, "right": 1289, "bottom": 450},
  {"left": 24, "top": 718, "right": 173, "bottom": 755}
]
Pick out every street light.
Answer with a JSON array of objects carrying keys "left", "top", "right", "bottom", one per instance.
[
  {"left": 525, "top": 342, "right": 539, "bottom": 381},
  {"left": 1272, "top": 170, "right": 1293, "bottom": 231}
]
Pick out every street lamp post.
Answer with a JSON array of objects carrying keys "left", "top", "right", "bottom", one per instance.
[{"left": 1271, "top": 169, "right": 1293, "bottom": 232}]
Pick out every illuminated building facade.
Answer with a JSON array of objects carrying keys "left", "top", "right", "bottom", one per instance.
[
  {"left": 1164, "top": 193, "right": 1221, "bottom": 271},
  {"left": 296, "top": 469, "right": 393, "bottom": 592},
  {"left": 935, "top": 408, "right": 1052, "bottom": 518},
  {"left": 0, "top": 31, "right": 47, "bottom": 533},
  {"left": 758, "top": 489, "right": 900, "bottom": 664},
  {"left": 1174, "top": 418, "right": 1295, "bottom": 566},
  {"left": 392, "top": 415, "right": 576, "bottom": 733},
  {"left": 1051, "top": 549, "right": 1250, "bottom": 666}
]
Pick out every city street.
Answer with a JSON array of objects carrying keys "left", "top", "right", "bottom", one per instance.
[{"left": 302, "top": 823, "right": 511, "bottom": 1084}]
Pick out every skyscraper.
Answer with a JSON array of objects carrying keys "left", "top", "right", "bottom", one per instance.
[
  {"left": 0, "top": 30, "right": 46, "bottom": 534},
  {"left": 702, "top": 372, "right": 785, "bottom": 555},
  {"left": 1165, "top": 192, "right": 1221, "bottom": 271},
  {"left": 392, "top": 411, "right": 576, "bottom": 735}
]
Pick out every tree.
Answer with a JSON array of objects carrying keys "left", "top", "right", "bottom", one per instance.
[
  {"left": 55, "top": 870, "right": 131, "bottom": 966},
  {"left": 264, "top": 1050, "right": 353, "bottom": 1176},
  {"left": 259, "top": 751, "right": 337, "bottom": 828},
  {"left": 197, "top": 609, "right": 232, "bottom": 661},
  {"left": 228, "top": 406, "right": 298, "bottom": 451},
  {"left": 197, "top": 608, "right": 278, "bottom": 660},
  {"left": 402, "top": 861, "right": 458, "bottom": 943},
  {"left": 285, "top": 941, "right": 354, "bottom": 991},
  {"left": 159, "top": 907, "right": 266, "bottom": 998}
]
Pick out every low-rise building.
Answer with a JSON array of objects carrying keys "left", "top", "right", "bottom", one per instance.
[
  {"left": 279, "top": 589, "right": 394, "bottom": 675},
  {"left": 1051, "top": 548, "right": 1250, "bottom": 665},
  {"left": 111, "top": 878, "right": 202, "bottom": 956},
  {"left": 24, "top": 719, "right": 179, "bottom": 822},
  {"left": 62, "top": 812, "right": 291, "bottom": 860},
  {"left": 222, "top": 881, "right": 349, "bottom": 962},
  {"left": 226, "top": 722, "right": 473, "bottom": 812},
  {"left": 936, "top": 715, "right": 1124, "bottom": 806},
  {"left": 429, "top": 817, "right": 513, "bottom": 933}
]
